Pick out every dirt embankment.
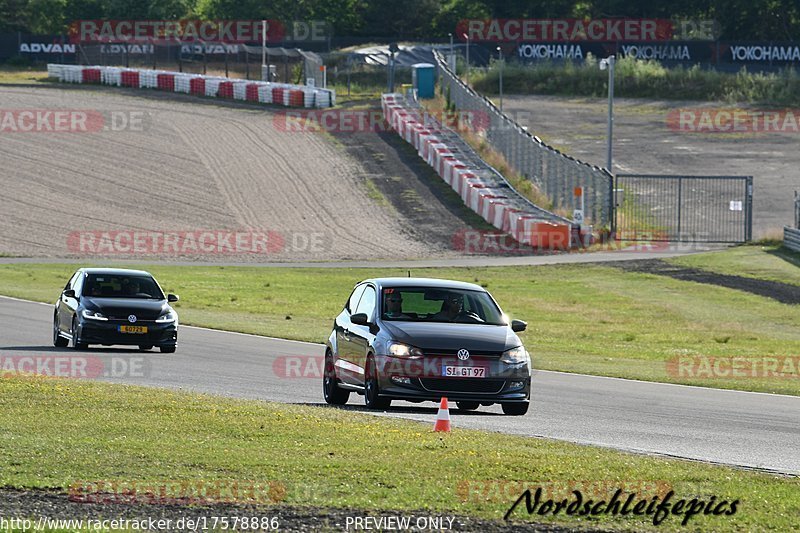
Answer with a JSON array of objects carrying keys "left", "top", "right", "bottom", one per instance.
[{"left": 0, "top": 86, "right": 485, "bottom": 262}]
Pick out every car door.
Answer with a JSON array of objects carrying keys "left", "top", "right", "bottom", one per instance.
[
  {"left": 349, "top": 284, "right": 377, "bottom": 382},
  {"left": 335, "top": 284, "right": 366, "bottom": 385},
  {"left": 57, "top": 271, "right": 81, "bottom": 333}
]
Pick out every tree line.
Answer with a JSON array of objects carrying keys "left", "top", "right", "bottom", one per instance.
[{"left": 2, "top": 0, "right": 798, "bottom": 41}]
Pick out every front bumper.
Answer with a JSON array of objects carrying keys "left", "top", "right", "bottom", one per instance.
[
  {"left": 78, "top": 319, "right": 178, "bottom": 347},
  {"left": 374, "top": 355, "right": 531, "bottom": 403}
]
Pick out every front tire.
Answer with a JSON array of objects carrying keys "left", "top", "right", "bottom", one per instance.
[
  {"left": 323, "top": 351, "right": 350, "bottom": 405},
  {"left": 364, "top": 356, "right": 391, "bottom": 410},
  {"left": 70, "top": 318, "right": 88, "bottom": 350},
  {"left": 159, "top": 346, "right": 176, "bottom": 353},
  {"left": 502, "top": 402, "right": 529, "bottom": 416},
  {"left": 53, "top": 317, "right": 68, "bottom": 347},
  {"left": 456, "top": 401, "right": 479, "bottom": 411}
]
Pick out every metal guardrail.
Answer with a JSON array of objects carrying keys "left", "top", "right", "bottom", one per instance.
[
  {"left": 433, "top": 51, "right": 613, "bottom": 228},
  {"left": 785, "top": 191, "right": 800, "bottom": 253},
  {"left": 785, "top": 227, "right": 800, "bottom": 252}
]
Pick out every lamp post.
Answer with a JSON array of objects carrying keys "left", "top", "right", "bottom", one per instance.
[
  {"left": 261, "top": 19, "right": 267, "bottom": 81},
  {"left": 496, "top": 46, "right": 504, "bottom": 112},
  {"left": 599, "top": 55, "right": 615, "bottom": 173},
  {"left": 448, "top": 33, "right": 454, "bottom": 71},
  {"left": 462, "top": 33, "right": 469, "bottom": 85}
]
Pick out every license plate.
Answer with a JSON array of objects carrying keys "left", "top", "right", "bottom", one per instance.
[
  {"left": 119, "top": 325, "right": 148, "bottom": 334},
  {"left": 442, "top": 366, "right": 487, "bottom": 378}
]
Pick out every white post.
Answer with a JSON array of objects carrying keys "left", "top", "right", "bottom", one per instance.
[
  {"left": 261, "top": 20, "right": 266, "bottom": 68},
  {"left": 600, "top": 55, "right": 615, "bottom": 173},
  {"left": 465, "top": 34, "right": 470, "bottom": 85}
]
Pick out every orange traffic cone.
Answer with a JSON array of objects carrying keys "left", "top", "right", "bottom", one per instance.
[{"left": 433, "top": 397, "right": 451, "bottom": 432}]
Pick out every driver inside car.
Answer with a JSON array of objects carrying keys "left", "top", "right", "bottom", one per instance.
[{"left": 432, "top": 294, "right": 464, "bottom": 321}]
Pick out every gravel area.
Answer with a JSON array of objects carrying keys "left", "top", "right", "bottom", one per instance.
[
  {"left": 502, "top": 95, "right": 798, "bottom": 238},
  {"left": 0, "top": 85, "right": 477, "bottom": 262}
]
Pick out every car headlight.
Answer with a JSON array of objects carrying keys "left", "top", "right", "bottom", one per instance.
[
  {"left": 387, "top": 342, "right": 423, "bottom": 358},
  {"left": 501, "top": 346, "right": 529, "bottom": 365},
  {"left": 81, "top": 309, "right": 108, "bottom": 321},
  {"left": 155, "top": 311, "right": 177, "bottom": 323}
]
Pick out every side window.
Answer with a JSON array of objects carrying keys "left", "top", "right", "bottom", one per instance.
[
  {"left": 73, "top": 272, "right": 86, "bottom": 296},
  {"left": 65, "top": 271, "right": 80, "bottom": 291},
  {"left": 346, "top": 285, "right": 366, "bottom": 313},
  {"left": 355, "top": 286, "right": 377, "bottom": 321}
]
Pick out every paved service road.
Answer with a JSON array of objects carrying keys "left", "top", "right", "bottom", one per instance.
[{"left": 2, "top": 296, "right": 797, "bottom": 476}]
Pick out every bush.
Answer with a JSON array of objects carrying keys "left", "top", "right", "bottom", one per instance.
[
  {"left": 5, "top": 56, "right": 33, "bottom": 68},
  {"left": 472, "top": 58, "right": 800, "bottom": 106}
]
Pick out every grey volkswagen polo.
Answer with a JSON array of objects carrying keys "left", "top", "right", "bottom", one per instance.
[{"left": 323, "top": 278, "right": 531, "bottom": 415}]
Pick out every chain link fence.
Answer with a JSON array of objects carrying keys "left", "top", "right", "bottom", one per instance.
[
  {"left": 433, "top": 51, "right": 613, "bottom": 228},
  {"left": 68, "top": 42, "right": 324, "bottom": 85}
]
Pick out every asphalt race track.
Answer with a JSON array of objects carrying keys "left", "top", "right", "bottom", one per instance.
[{"left": 2, "top": 296, "right": 797, "bottom": 476}]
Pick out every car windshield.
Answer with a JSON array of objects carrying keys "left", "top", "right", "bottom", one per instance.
[
  {"left": 380, "top": 287, "right": 505, "bottom": 325},
  {"left": 83, "top": 274, "right": 165, "bottom": 300}
]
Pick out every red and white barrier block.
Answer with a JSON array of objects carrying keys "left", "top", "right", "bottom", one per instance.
[
  {"left": 47, "top": 64, "right": 336, "bottom": 109},
  {"left": 381, "top": 93, "right": 575, "bottom": 251}
]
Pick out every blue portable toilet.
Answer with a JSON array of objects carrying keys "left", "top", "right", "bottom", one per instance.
[{"left": 412, "top": 63, "right": 435, "bottom": 98}]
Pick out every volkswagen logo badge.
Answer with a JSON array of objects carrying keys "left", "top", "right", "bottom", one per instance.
[
  {"left": 457, "top": 349, "right": 470, "bottom": 360},
  {"left": 128, "top": 315, "right": 137, "bottom": 323}
]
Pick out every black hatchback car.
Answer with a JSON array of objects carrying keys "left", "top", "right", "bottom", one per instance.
[
  {"left": 324, "top": 278, "right": 531, "bottom": 415},
  {"left": 53, "top": 268, "right": 179, "bottom": 352}
]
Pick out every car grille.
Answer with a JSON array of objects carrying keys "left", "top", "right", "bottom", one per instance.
[
  {"left": 423, "top": 350, "right": 502, "bottom": 359},
  {"left": 419, "top": 378, "right": 505, "bottom": 394}
]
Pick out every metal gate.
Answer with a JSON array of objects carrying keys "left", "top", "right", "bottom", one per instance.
[{"left": 613, "top": 175, "right": 753, "bottom": 243}]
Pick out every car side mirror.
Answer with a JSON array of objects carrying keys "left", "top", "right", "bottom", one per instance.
[
  {"left": 63, "top": 289, "right": 76, "bottom": 299},
  {"left": 511, "top": 319, "right": 527, "bottom": 332},
  {"left": 350, "top": 313, "right": 370, "bottom": 326},
  {"left": 167, "top": 294, "right": 179, "bottom": 303}
]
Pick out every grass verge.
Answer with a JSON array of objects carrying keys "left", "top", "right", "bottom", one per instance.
[
  {"left": 0, "top": 67, "right": 49, "bottom": 84},
  {"left": 668, "top": 244, "right": 800, "bottom": 287},
  {"left": 1, "top": 376, "right": 797, "bottom": 532},
  {"left": 0, "top": 247, "right": 799, "bottom": 395},
  {"left": 471, "top": 57, "right": 800, "bottom": 107}
]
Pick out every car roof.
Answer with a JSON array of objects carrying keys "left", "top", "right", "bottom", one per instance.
[
  {"left": 361, "top": 277, "right": 486, "bottom": 292},
  {"left": 78, "top": 268, "right": 154, "bottom": 277}
]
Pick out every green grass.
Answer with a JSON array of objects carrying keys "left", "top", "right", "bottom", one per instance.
[
  {"left": 668, "top": 245, "right": 800, "bottom": 287},
  {"left": 1, "top": 376, "right": 797, "bottom": 531},
  {"left": 1, "top": 247, "right": 799, "bottom": 395},
  {"left": 0, "top": 67, "right": 50, "bottom": 84},
  {"left": 472, "top": 57, "right": 800, "bottom": 106}
]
